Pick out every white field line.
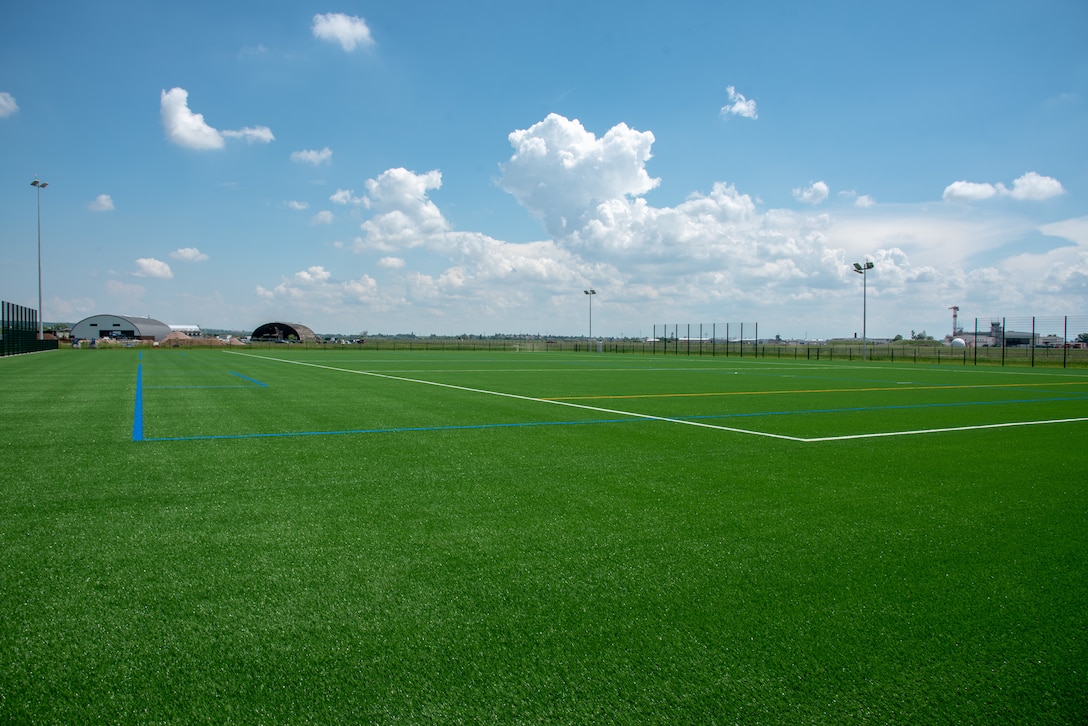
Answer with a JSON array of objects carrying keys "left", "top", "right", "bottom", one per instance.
[
  {"left": 802, "top": 417, "right": 1088, "bottom": 442},
  {"left": 226, "top": 351, "right": 805, "bottom": 441},
  {"left": 225, "top": 352, "right": 1088, "bottom": 443}
]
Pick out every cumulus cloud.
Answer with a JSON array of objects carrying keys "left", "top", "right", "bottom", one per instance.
[
  {"left": 160, "top": 87, "right": 273, "bottom": 150},
  {"left": 1009, "top": 172, "right": 1065, "bottom": 200},
  {"left": 170, "top": 247, "right": 209, "bottom": 262},
  {"left": 0, "top": 91, "right": 17, "bottom": 118},
  {"left": 311, "top": 210, "right": 334, "bottom": 225},
  {"left": 88, "top": 194, "right": 115, "bottom": 212},
  {"left": 133, "top": 258, "right": 173, "bottom": 279},
  {"left": 943, "top": 172, "right": 1064, "bottom": 202},
  {"left": 354, "top": 168, "right": 449, "bottom": 250},
  {"left": 285, "top": 200, "right": 309, "bottom": 210},
  {"left": 259, "top": 113, "right": 1080, "bottom": 337},
  {"left": 793, "top": 181, "right": 830, "bottom": 205},
  {"left": 312, "top": 13, "right": 374, "bottom": 51},
  {"left": 499, "top": 114, "right": 659, "bottom": 236},
  {"left": 721, "top": 86, "right": 758, "bottom": 120},
  {"left": 292, "top": 147, "right": 333, "bottom": 165}
]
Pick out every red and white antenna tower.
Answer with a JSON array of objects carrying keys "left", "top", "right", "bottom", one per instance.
[{"left": 949, "top": 306, "right": 960, "bottom": 337}]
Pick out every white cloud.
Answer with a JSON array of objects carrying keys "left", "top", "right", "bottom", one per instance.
[
  {"left": 88, "top": 194, "right": 114, "bottom": 212},
  {"left": 312, "top": 13, "right": 374, "bottom": 51},
  {"left": 330, "top": 188, "right": 364, "bottom": 205},
  {"left": 133, "top": 258, "right": 173, "bottom": 279},
  {"left": 942, "top": 180, "right": 1001, "bottom": 202},
  {"left": 721, "top": 86, "right": 758, "bottom": 120},
  {"left": 354, "top": 168, "right": 449, "bottom": 250},
  {"left": 160, "top": 87, "right": 273, "bottom": 150},
  {"left": 161, "top": 88, "right": 222, "bottom": 150},
  {"left": 0, "top": 91, "right": 17, "bottom": 118},
  {"left": 292, "top": 147, "right": 333, "bottom": 165},
  {"left": 943, "top": 172, "right": 1064, "bottom": 202},
  {"left": 285, "top": 200, "right": 309, "bottom": 210},
  {"left": 499, "top": 113, "right": 659, "bottom": 236},
  {"left": 222, "top": 126, "right": 274, "bottom": 144},
  {"left": 311, "top": 210, "right": 334, "bottom": 225},
  {"left": 1040, "top": 216, "right": 1088, "bottom": 246},
  {"left": 259, "top": 266, "right": 391, "bottom": 312},
  {"left": 1009, "top": 171, "right": 1065, "bottom": 201},
  {"left": 170, "top": 247, "right": 209, "bottom": 262},
  {"left": 793, "top": 181, "right": 830, "bottom": 205},
  {"left": 256, "top": 113, "right": 1083, "bottom": 337}
]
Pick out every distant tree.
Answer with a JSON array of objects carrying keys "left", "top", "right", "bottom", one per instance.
[
  {"left": 911, "top": 330, "right": 933, "bottom": 341},
  {"left": 1078, "top": 332, "right": 1088, "bottom": 344},
  {"left": 893, "top": 334, "right": 903, "bottom": 342}
]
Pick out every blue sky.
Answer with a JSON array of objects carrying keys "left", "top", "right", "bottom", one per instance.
[{"left": 2, "top": 1, "right": 1086, "bottom": 338}]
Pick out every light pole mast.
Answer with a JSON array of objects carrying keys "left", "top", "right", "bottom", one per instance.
[
  {"left": 31, "top": 179, "right": 49, "bottom": 340},
  {"left": 853, "top": 260, "right": 874, "bottom": 361},
  {"left": 583, "top": 289, "right": 596, "bottom": 341}
]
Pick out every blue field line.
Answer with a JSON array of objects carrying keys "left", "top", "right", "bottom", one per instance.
[
  {"left": 133, "top": 363, "right": 144, "bottom": 442},
  {"left": 230, "top": 372, "right": 268, "bottom": 386},
  {"left": 134, "top": 393, "right": 1088, "bottom": 443}
]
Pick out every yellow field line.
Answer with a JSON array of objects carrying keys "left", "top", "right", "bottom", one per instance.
[{"left": 542, "top": 381, "right": 1088, "bottom": 401}]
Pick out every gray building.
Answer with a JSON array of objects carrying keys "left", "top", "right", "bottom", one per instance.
[{"left": 70, "top": 314, "right": 173, "bottom": 342}]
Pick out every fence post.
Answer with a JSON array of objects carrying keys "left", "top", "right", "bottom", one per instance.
[{"left": 1031, "top": 317, "right": 1036, "bottom": 368}]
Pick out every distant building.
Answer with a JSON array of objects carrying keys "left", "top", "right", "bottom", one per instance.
[
  {"left": 250, "top": 322, "right": 319, "bottom": 343},
  {"left": 70, "top": 314, "right": 173, "bottom": 342},
  {"left": 170, "top": 324, "right": 202, "bottom": 336}
]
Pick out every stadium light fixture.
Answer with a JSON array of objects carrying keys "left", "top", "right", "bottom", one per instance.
[
  {"left": 853, "top": 260, "right": 875, "bottom": 360},
  {"left": 31, "top": 179, "right": 49, "bottom": 340},
  {"left": 584, "top": 289, "right": 596, "bottom": 340}
]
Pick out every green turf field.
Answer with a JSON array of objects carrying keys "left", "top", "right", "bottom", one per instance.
[{"left": 2, "top": 348, "right": 1086, "bottom": 723}]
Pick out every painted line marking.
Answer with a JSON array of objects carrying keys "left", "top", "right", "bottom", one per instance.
[
  {"left": 804, "top": 418, "right": 1088, "bottom": 442},
  {"left": 219, "top": 352, "right": 1088, "bottom": 443},
  {"left": 224, "top": 351, "right": 805, "bottom": 441},
  {"left": 133, "top": 363, "right": 144, "bottom": 442},
  {"left": 230, "top": 372, "right": 268, "bottom": 387}
]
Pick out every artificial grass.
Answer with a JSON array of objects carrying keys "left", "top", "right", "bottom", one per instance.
[{"left": 1, "top": 348, "right": 1085, "bottom": 723}]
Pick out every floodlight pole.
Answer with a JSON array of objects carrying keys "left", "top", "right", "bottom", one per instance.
[
  {"left": 853, "top": 260, "right": 874, "bottom": 361},
  {"left": 584, "top": 289, "right": 596, "bottom": 342},
  {"left": 31, "top": 179, "right": 49, "bottom": 340}
]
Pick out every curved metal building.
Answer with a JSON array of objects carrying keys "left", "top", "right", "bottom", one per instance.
[
  {"left": 250, "top": 322, "right": 319, "bottom": 342},
  {"left": 70, "top": 314, "right": 173, "bottom": 342}
]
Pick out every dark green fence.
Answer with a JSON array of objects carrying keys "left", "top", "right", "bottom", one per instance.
[{"left": 1, "top": 300, "right": 58, "bottom": 356}]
